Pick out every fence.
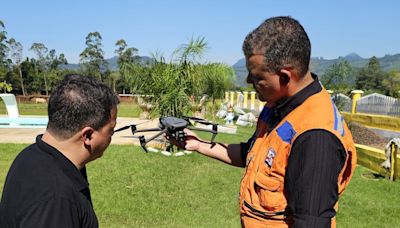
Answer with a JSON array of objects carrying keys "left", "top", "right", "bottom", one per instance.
[
  {"left": 225, "top": 91, "right": 265, "bottom": 113},
  {"left": 130, "top": 90, "right": 399, "bottom": 117},
  {"left": 226, "top": 90, "right": 400, "bottom": 117},
  {"left": 356, "top": 93, "right": 400, "bottom": 117}
]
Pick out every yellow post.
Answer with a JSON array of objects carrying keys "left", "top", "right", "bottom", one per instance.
[
  {"left": 390, "top": 142, "right": 398, "bottom": 181},
  {"left": 250, "top": 91, "right": 256, "bottom": 110},
  {"left": 351, "top": 90, "right": 364, "bottom": 114},
  {"left": 236, "top": 91, "right": 242, "bottom": 107},
  {"left": 243, "top": 91, "right": 248, "bottom": 109},
  {"left": 225, "top": 92, "right": 229, "bottom": 103},
  {"left": 230, "top": 91, "right": 235, "bottom": 106}
]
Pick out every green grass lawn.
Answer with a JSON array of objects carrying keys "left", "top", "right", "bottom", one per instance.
[
  {"left": 0, "top": 102, "right": 142, "bottom": 117},
  {"left": 1, "top": 143, "right": 400, "bottom": 227}
]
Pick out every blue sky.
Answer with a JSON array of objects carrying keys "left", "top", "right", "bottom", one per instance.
[{"left": 1, "top": 0, "right": 399, "bottom": 65}]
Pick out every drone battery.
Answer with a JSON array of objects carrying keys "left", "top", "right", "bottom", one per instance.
[{"left": 160, "top": 117, "right": 188, "bottom": 131}]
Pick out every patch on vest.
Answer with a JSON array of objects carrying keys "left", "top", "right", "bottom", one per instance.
[
  {"left": 276, "top": 121, "right": 296, "bottom": 144},
  {"left": 265, "top": 148, "right": 276, "bottom": 168}
]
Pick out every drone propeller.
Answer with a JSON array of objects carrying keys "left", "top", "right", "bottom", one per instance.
[
  {"left": 181, "top": 116, "right": 217, "bottom": 143},
  {"left": 183, "top": 116, "right": 214, "bottom": 126},
  {"left": 114, "top": 125, "right": 135, "bottom": 133},
  {"left": 183, "top": 116, "right": 205, "bottom": 121},
  {"left": 114, "top": 120, "right": 153, "bottom": 134}
]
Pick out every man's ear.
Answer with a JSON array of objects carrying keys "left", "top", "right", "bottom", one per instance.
[
  {"left": 81, "top": 127, "right": 94, "bottom": 145},
  {"left": 278, "top": 69, "right": 291, "bottom": 85},
  {"left": 279, "top": 67, "right": 298, "bottom": 85}
]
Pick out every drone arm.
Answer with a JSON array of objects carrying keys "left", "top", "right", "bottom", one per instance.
[
  {"left": 142, "top": 128, "right": 168, "bottom": 144},
  {"left": 138, "top": 128, "right": 168, "bottom": 152}
]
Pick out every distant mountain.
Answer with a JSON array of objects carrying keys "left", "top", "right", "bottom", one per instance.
[
  {"left": 232, "top": 58, "right": 247, "bottom": 86},
  {"left": 60, "top": 56, "right": 152, "bottom": 71},
  {"left": 232, "top": 53, "right": 400, "bottom": 87}
]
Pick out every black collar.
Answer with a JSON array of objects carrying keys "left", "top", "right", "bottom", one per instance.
[{"left": 36, "top": 135, "right": 89, "bottom": 192}]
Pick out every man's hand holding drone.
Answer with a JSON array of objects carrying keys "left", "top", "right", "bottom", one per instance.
[
  {"left": 167, "top": 129, "right": 201, "bottom": 151},
  {"left": 114, "top": 116, "right": 218, "bottom": 152}
]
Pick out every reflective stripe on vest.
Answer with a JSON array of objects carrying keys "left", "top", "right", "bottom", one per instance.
[{"left": 332, "top": 100, "right": 345, "bottom": 136}]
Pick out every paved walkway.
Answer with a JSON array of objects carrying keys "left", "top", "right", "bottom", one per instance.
[{"left": 0, "top": 117, "right": 161, "bottom": 146}]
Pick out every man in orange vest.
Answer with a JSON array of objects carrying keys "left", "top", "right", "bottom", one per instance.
[{"left": 172, "top": 16, "right": 357, "bottom": 227}]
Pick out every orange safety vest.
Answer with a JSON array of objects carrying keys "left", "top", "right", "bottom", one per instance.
[{"left": 239, "top": 88, "right": 357, "bottom": 228}]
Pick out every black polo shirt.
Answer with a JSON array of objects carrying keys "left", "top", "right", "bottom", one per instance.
[
  {"left": 0, "top": 135, "right": 98, "bottom": 227},
  {"left": 241, "top": 74, "right": 347, "bottom": 227}
]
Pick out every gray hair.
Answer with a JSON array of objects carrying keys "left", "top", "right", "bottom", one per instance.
[{"left": 242, "top": 16, "right": 311, "bottom": 77}]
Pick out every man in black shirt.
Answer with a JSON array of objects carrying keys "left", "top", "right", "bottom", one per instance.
[{"left": 0, "top": 74, "right": 119, "bottom": 227}]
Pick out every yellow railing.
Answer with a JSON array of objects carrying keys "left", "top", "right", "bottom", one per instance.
[
  {"left": 356, "top": 143, "right": 400, "bottom": 180},
  {"left": 225, "top": 91, "right": 263, "bottom": 111},
  {"left": 342, "top": 112, "right": 400, "bottom": 132}
]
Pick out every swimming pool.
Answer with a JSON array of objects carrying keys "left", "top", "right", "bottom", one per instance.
[{"left": 0, "top": 117, "right": 48, "bottom": 128}]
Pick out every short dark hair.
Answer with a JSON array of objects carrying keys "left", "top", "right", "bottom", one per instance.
[
  {"left": 242, "top": 16, "right": 311, "bottom": 77},
  {"left": 47, "top": 74, "right": 120, "bottom": 139}
]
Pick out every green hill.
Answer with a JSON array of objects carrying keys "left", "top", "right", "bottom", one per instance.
[{"left": 233, "top": 53, "right": 400, "bottom": 87}]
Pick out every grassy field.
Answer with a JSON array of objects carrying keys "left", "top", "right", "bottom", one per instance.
[
  {"left": 0, "top": 102, "right": 142, "bottom": 117},
  {"left": 1, "top": 143, "right": 400, "bottom": 227}
]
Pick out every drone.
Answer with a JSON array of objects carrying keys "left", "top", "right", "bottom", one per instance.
[{"left": 114, "top": 116, "right": 218, "bottom": 152}]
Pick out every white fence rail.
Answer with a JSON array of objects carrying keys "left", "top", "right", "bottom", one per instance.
[
  {"left": 356, "top": 93, "right": 400, "bottom": 117},
  {"left": 229, "top": 91, "right": 400, "bottom": 117}
]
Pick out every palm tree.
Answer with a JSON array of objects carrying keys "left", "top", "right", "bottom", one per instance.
[{"left": 123, "top": 37, "right": 234, "bottom": 118}]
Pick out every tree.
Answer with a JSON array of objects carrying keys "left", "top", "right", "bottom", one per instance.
[
  {"left": 173, "top": 37, "right": 208, "bottom": 97},
  {"left": 20, "top": 58, "right": 38, "bottom": 93},
  {"left": 123, "top": 37, "right": 235, "bottom": 118},
  {"left": 200, "top": 63, "right": 235, "bottom": 120},
  {"left": 203, "top": 63, "right": 234, "bottom": 95},
  {"left": 382, "top": 70, "right": 400, "bottom": 98},
  {"left": 30, "top": 42, "right": 49, "bottom": 95},
  {"left": 80, "top": 32, "right": 108, "bottom": 80},
  {"left": 8, "top": 38, "right": 26, "bottom": 95},
  {"left": 355, "top": 56, "right": 385, "bottom": 92},
  {"left": 47, "top": 49, "right": 67, "bottom": 70},
  {"left": 0, "top": 80, "right": 12, "bottom": 93},
  {"left": 0, "top": 20, "right": 10, "bottom": 80},
  {"left": 0, "top": 20, "right": 8, "bottom": 64},
  {"left": 46, "top": 49, "right": 68, "bottom": 90},
  {"left": 321, "top": 60, "right": 354, "bottom": 93},
  {"left": 115, "top": 39, "right": 139, "bottom": 93}
]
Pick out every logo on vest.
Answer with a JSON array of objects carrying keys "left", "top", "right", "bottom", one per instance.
[{"left": 265, "top": 148, "right": 276, "bottom": 168}]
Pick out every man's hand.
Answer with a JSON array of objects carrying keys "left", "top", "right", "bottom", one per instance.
[{"left": 167, "top": 129, "right": 202, "bottom": 151}]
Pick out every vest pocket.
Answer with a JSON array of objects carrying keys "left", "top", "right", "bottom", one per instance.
[{"left": 254, "top": 173, "right": 286, "bottom": 212}]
